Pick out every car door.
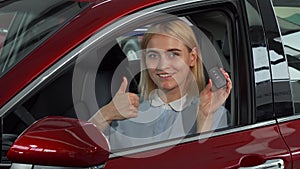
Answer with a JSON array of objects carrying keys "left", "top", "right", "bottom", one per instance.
[
  {"left": 0, "top": 0, "right": 293, "bottom": 168},
  {"left": 270, "top": 0, "right": 300, "bottom": 168}
]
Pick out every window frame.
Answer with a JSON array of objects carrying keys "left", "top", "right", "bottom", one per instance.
[
  {"left": 255, "top": 0, "right": 294, "bottom": 120},
  {"left": 273, "top": 1, "right": 300, "bottom": 115}
]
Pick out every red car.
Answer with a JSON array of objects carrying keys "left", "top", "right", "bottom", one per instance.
[{"left": 1, "top": 0, "right": 300, "bottom": 168}]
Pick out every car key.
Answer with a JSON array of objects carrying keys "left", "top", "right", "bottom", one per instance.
[{"left": 208, "top": 66, "right": 227, "bottom": 89}]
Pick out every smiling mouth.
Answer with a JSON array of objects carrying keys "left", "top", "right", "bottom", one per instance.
[{"left": 157, "top": 73, "right": 174, "bottom": 78}]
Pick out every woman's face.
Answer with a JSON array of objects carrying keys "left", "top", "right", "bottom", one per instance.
[{"left": 145, "top": 34, "right": 197, "bottom": 95}]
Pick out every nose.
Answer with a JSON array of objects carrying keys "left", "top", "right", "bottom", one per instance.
[{"left": 157, "top": 54, "right": 171, "bottom": 70}]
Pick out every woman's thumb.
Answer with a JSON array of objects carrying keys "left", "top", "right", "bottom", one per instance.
[{"left": 117, "top": 77, "right": 128, "bottom": 93}]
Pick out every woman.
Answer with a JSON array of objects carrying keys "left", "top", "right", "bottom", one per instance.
[{"left": 90, "top": 19, "right": 232, "bottom": 150}]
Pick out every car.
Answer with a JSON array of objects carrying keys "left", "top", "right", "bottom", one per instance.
[{"left": 0, "top": 0, "right": 300, "bottom": 168}]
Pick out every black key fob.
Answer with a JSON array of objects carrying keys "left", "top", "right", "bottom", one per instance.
[{"left": 208, "top": 66, "right": 227, "bottom": 89}]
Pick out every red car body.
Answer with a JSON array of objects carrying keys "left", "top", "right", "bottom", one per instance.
[{"left": 0, "top": 0, "right": 300, "bottom": 168}]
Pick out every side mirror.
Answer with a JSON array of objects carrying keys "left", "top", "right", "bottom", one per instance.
[{"left": 7, "top": 116, "right": 110, "bottom": 168}]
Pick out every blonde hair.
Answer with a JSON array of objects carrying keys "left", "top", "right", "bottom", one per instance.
[{"left": 139, "top": 19, "right": 205, "bottom": 100}]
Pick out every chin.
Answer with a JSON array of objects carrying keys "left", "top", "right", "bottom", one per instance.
[{"left": 158, "top": 84, "right": 178, "bottom": 91}]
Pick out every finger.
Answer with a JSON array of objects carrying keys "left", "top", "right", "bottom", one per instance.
[
  {"left": 129, "top": 112, "right": 138, "bottom": 118},
  {"left": 129, "top": 93, "right": 140, "bottom": 107},
  {"left": 224, "top": 72, "right": 229, "bottom": 79},
  {"left": 219, "top": 69, "right": 231, "bottom": 92},
  {"left": 226, "top": 77, "right": 232, "bottom": 93},
  {"left": 202, "top": 79, "right": 212, "bottom": 95},
  {"left": 220, "top": 68, "right": 229, "bottom": 78},
  {"left": 128, "top": 105, "right": 138, "bottom": 118},
  {"left": 118, "top": 104, "right": 138, "bottom": 119},
  {"left": 117, "top": 76, "right": 128, "bottom": 93},
  {"left": 220, "top": 68, "right": 226, "bottom": 74},
  {"left": 207, "top": 79, "right": 213, "bottom": 91}
]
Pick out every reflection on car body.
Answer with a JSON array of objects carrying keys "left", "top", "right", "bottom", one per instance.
[{"left": 0, "top": 0, "right": 300, "bottom": 169}]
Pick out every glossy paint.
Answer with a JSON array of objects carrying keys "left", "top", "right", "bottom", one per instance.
[
  {"left": 7, "top": 116, "right": 109, "bottom": 167},
  {"left": 256, "top": 0, "right": 294, "bottom": 118},
  {"left": 105, "top": 122, "right": 291, "bottom": 169},
  {"left": 279, "top": 119, "right": 300, "bottom": 168},
  {"left": 7, "top": 118, "right": 292, "bottom": 168},
  {"left": 245, "top": 0, "right": 274, "bottom": 122},
  {"left": 1, "top": 0, "right": 299, "bottom": 168},
  {"left": 249, "top": 0, "right": 300, "bottom": 168},
  {"left": 0, "top": 0, "right": 166, "bottom": 108}
]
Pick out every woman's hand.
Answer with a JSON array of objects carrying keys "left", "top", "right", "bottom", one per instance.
[
  {"left": 89, "top": 77, "right": 139, "bottom": 131},
  {"left": 197, "top": 69, "right": 232, "bottom": 132}
]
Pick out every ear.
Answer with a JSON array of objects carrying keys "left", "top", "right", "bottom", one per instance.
[{"left": 189, "top": 47, "right": 198, "bottom": 67}]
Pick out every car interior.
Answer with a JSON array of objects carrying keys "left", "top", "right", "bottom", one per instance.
[{"left": 1, "top": 10, "right": 232, "bottom": 162}]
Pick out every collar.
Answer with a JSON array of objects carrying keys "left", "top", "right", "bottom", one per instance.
[{"left": 150, "top": 90, "right": 192, "bottom": 112}]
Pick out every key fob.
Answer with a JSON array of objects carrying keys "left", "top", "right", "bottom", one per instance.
[{"left": 208, "top": 66, "right": 227, "bottom": 89}]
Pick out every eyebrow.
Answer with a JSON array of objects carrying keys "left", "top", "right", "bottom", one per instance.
[
  {"left": 146, "top": 48, "right": 182, "bottom": 53},
  {"left": 166, "top": 48, "right": 182, "bottom": 52}
]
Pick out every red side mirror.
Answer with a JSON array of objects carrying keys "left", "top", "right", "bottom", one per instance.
[{"left": 7, "top": 116, "right": 110, "bottom": 167}]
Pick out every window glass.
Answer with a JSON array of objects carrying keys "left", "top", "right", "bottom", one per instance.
[
  {"left": 0, "top": 12, "right": 15, "bottom": 54},
  {"left": 0, "top": 0, "right": 90, "bottom": 77},
  {"left": 273, "top": 1, "right": 300, "bottom": 113}
]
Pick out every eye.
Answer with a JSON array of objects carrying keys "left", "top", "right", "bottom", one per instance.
[
  {"left": 146, "top": 51, "right": 160, "bottom": 59},
  {"left": 168, "top": 51, "right": 179, "bottom": 58}
]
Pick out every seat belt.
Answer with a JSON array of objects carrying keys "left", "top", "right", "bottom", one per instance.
[{"left": 193, "top": 27, "right": 227, "bottom": 90}]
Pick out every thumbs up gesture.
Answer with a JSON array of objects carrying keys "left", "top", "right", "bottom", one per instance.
[
  {"left": 111, "top": 76, "right": 140, "bottom": 120},
  {"left": 91, "top": 77, "right": 140, "bottom": 130}
]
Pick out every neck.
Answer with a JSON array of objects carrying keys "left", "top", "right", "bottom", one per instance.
[
  {"left": 157, "top": 88, "right": 187, "bottom": 103},
  {"left": 155, "top": 75, "right": 193, "bottom": 103}
]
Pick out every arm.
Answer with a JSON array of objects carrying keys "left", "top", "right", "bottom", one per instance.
[
  {"left": 89, "top": 77, "right": 139, "bottom": 131},
  {"left": 197, "top": 69, "right": 232, "bottom": 133}
]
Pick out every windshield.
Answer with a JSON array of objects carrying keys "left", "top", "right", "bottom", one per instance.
[{"left": 0, "top": 0, "right": 90, "bottom": 77}]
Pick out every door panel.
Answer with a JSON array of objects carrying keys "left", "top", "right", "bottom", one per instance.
[
  {"left": 278, "top": 119, "right": 300, "bottom": 168},
  {"left": 263, "top": 0, "right": 300, "bottom": 168},
  {"left": 105, "top": 123, "right": 291, "bottom": 169}
]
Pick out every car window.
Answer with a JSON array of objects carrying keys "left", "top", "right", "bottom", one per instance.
[
  {"left": 273, "top": 1, "right": 300, "bottom": 114},
  {"left": 0, "top": 0, "right": 90, "bottom": 78}
]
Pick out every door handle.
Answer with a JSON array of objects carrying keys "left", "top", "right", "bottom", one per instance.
[{"left": 238, "top": 159, "right": 284, "bottom": 169}]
